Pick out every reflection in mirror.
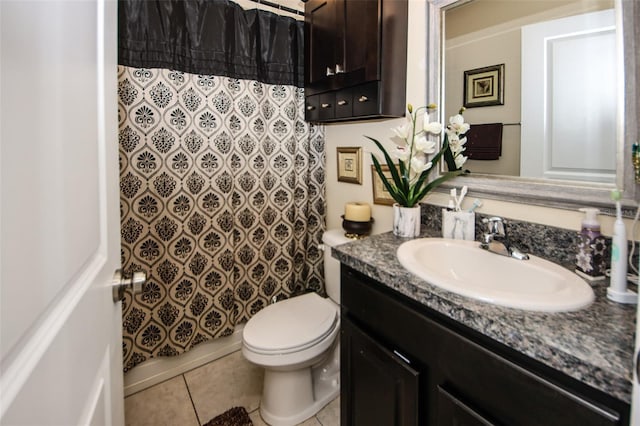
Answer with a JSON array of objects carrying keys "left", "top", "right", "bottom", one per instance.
[
  {"left": 427, "top": 0, "right": 638, "bottom": 215},
  {"left": 445, "top": 0, "right": 615, "bottom": 183}
]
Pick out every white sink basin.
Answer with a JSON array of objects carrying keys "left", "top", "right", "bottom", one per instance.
[{"left": 397, "top": 238, "right": 595, "bottom": 312}]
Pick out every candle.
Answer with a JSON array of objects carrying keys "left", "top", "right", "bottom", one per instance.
[{"left": 344, "top": 202, "right": 371, "bottom": 222}]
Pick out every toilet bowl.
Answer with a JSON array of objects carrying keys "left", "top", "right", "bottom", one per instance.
[{"left": 241, "top": 229, "right": 350, "bottom": 426}]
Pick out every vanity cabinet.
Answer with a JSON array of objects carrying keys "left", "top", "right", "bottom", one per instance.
[
  {"left": 340, "top": 266, "right": 630, "bottom": 426},
  {"left": 304, "top": 0, "right": 407, "bottom": 122}
]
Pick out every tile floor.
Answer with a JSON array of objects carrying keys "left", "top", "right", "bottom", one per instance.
[{"left": 124, "top": 350, "right": 340, "bottom": 426}]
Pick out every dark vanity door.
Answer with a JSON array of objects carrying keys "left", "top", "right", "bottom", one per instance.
[{"left": 341, "top": 318, "right": 419, "bottom": 426}]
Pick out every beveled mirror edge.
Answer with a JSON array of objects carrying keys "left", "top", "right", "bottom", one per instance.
[{"left": 427, "top": 0, "right": 639, "bottom": 218}]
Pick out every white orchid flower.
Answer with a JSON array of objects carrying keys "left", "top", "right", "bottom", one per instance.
[
  {"left": 366, "top": 103, "right": 469, "bottom": 209},
  {"left": 423, "top": 115, "right": 443, "bottom": 135},
  {"left": 393, "top": 145, "right": 411, "bottom": 162},
  {"left": 414, "top": 134, "right": 437, "bottom": 154},
  {"left": 449, "top": 114, "right": 470, "bottom": 135},
  {"left": 410, "top": 155, "right": 433, "bottom": 174},
  {"left": 392, "top": 120, "right": 413, "bottom": 140},
  {"left": 448, "top": 134, "right": 467, "bottom": 154},
  {"left": 454, "top": 153, "right": 468, "bottom": 169}
]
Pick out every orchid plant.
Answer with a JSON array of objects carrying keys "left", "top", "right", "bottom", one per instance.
[{"left": 367, "top": 104, "right": 469, "bottom": 208}]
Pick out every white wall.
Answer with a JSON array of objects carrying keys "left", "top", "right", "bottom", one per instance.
[
  {"left": 324, "top": 0, "right": 638, "bottom": 241},
  {"left": 445, "top": 27, "right": 521, "bottom": 176}
]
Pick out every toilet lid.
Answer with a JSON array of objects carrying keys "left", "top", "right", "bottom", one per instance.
[{"left": 243, "top": 292, "right": 338, "bottom": 355}]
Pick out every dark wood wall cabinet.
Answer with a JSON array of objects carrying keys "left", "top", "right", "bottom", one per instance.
[
  {"left": 304, "top": 0, "right": 408, "bottom": 122},
  {"left": 340, "top": 266, "right": 631, "bottom": 426}
]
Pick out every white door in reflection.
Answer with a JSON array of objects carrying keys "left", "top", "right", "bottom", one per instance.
[{"left": 521, "top": 9, "right": 617, "bottom": 183}]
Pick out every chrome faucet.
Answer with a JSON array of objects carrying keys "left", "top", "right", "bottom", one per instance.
[{"left": 480, "top": 217, "right": 529, "bottom": 260}]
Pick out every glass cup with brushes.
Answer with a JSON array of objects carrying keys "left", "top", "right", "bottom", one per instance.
[{"left": 442, "top": 185, "right": 479, "bottom": 240}]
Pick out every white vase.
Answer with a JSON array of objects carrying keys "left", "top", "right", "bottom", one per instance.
[{"left": 393, "top": 204, "right": 421, "bottom": 238}]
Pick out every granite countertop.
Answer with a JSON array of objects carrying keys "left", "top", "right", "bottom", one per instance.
[{"left": 332, "top": 230, "right": 637, "bottom": 404}]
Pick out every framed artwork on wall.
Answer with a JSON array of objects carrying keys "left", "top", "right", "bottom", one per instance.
[
  {"left": 337, "top": 147, "right": 363, "bottom": 184},
  {"left": 371, "top": 165, "right": 395, "bottom": 205},
  {"left": 463, "top": 64, "right": 505, "bottom": 108}
]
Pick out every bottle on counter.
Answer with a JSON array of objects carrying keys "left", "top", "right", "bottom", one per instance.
[{"left": 575, "top": 207, "right": 606, "bottom": 280}]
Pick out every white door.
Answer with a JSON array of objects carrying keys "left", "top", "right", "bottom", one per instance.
[
  {"left": 520, "top": 9, "right": 617, "bottom": 183},
  {"left": 1, "top": 0, "right": 124, "bottom": 424}
]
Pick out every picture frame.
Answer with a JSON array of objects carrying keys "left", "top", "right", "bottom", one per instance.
[
  {"left": 337, "top": 147, "right": 362, "bottom": 184},
  {"left": 371, "top": 165, "right": 395, "bottom": 205},
  {"left": 463, "top": 64, "right": 505, "bottom": 108}
]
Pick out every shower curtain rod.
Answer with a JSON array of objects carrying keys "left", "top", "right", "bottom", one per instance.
[{"left": 248, "top": 0, "right": 304, "bottom": 17}]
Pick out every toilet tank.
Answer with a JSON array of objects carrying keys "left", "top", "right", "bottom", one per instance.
[{"left": 322, "top": 229, "right": 352, "bottom": 304}]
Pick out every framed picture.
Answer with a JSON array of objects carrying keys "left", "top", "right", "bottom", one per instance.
[
  {"left": 463, "top": 64, "right": 505, "bottom": 108},
  {"left": 371, "top": 165, "right": 395, "bottom": 205},
  {"left": 337, "top": 147, "right": 362, "bottom": 184}
]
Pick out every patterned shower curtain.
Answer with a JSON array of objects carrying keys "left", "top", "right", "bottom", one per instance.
[{"left": 117, "top": 1, "right": 325, "bottom": 372}]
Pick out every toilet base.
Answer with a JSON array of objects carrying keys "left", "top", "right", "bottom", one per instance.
[
  {"left": 260, "top": 370, "right": 339, "bottom": 426},
  {"left": 259, "top": 344, "right": 340, "bottom": 426}
]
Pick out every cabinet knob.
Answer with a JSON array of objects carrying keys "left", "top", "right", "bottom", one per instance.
[
  {"left": 335, "top": 64, "right": 344, "bottom": 74},
  {"left": 321, "top": 103, "right": 332, "bottom": 109},
  {"left": 337, "top": 99, "right": 348, "bottom": 106},
  {"left": 326, "top": 67, "right": 335, "bottom": 76},
  {"left": 306, "top": 105, "right": 316, "bottom": 111},
  {"left": 358, "top": 96, "right": 369, "bottom": 103}
]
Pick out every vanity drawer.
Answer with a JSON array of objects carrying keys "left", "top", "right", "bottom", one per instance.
[{"left": 351, "top": 81, "right": 380, "bottom": 117}]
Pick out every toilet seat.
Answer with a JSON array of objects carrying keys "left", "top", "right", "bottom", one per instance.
[{"left": 243, "top": 292, "right": 338, "bottom": 355}]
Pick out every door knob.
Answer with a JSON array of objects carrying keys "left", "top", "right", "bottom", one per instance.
[{"left": 112, "top": 269, "right": 146, "bottom": 302}]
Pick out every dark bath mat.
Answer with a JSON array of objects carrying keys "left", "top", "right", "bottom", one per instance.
[{"left": 203, "top": 406, "right": 253, "bottom": 426}]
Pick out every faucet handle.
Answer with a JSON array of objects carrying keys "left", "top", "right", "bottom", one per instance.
[{"left": 482, "top": 217, "right": 506, "bottom": 236}]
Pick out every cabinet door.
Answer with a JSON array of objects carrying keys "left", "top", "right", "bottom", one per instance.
[
  {"left": 343, "top": 0, "right": 380, "bottom": 81},
  {"left": 305, "top": 0, "right": 341, "bottom": 85},
  {"left": 342, "top": 319, "right": 419, "bottom": 426},
  {"left": 437, "top": 386, "right": 497, "bottom": 426}
]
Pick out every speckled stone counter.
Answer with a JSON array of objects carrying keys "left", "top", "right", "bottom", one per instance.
[{"left": 332, "top": 229, "right": 636, "bottom": 404}]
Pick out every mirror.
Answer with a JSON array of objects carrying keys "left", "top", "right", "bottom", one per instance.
[{"left": 427, "top": 0, "right": 639, "bottom": 216}]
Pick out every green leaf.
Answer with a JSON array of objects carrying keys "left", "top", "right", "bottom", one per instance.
[
  {"left": 442, "top": 133, "right": 459, "bottom": 171},
  {"left": 371, "top": 154, "right": 407, "bottom": 205},
  {"left": 366, "top": 136, "right": 402, "bottom": 182}
]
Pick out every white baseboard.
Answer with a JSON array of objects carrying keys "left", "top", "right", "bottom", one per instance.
[{"left": 123, "top": 325, "right": 244, "bottom": 396}]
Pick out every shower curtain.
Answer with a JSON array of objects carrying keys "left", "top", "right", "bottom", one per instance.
[{"left": 117, "top": 0, "right": 326, "bottom": 372}]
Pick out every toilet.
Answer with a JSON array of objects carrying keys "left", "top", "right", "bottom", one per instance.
[{"left": 242, "top": 229, "right": 350, "bottom": 426}]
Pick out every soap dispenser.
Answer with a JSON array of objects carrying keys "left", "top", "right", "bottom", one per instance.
[{"left": 575, "top": 208, "right": 606, "bottom": 280}]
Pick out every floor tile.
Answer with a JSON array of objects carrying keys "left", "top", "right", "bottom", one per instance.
[
  {"left": 298, "top": 417, "right": 322, "bottom": 425},
  {"left": 248, "top": 398, "right": 338, "bottom": 426},
  {"left": 248, "top": 410, "right": 267, "bottom": 426},
  {"left": 249, "top": 409, "right": 322, "bottom": 426},
  {"left": 184, "top": 350, "right": 264, "bottom": 423},
  {"left": 316, "top": 396, "right": 340, "bottom": 426},
  {"left": 124, "top": 376, "right": 199, "bottom": 426}
]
